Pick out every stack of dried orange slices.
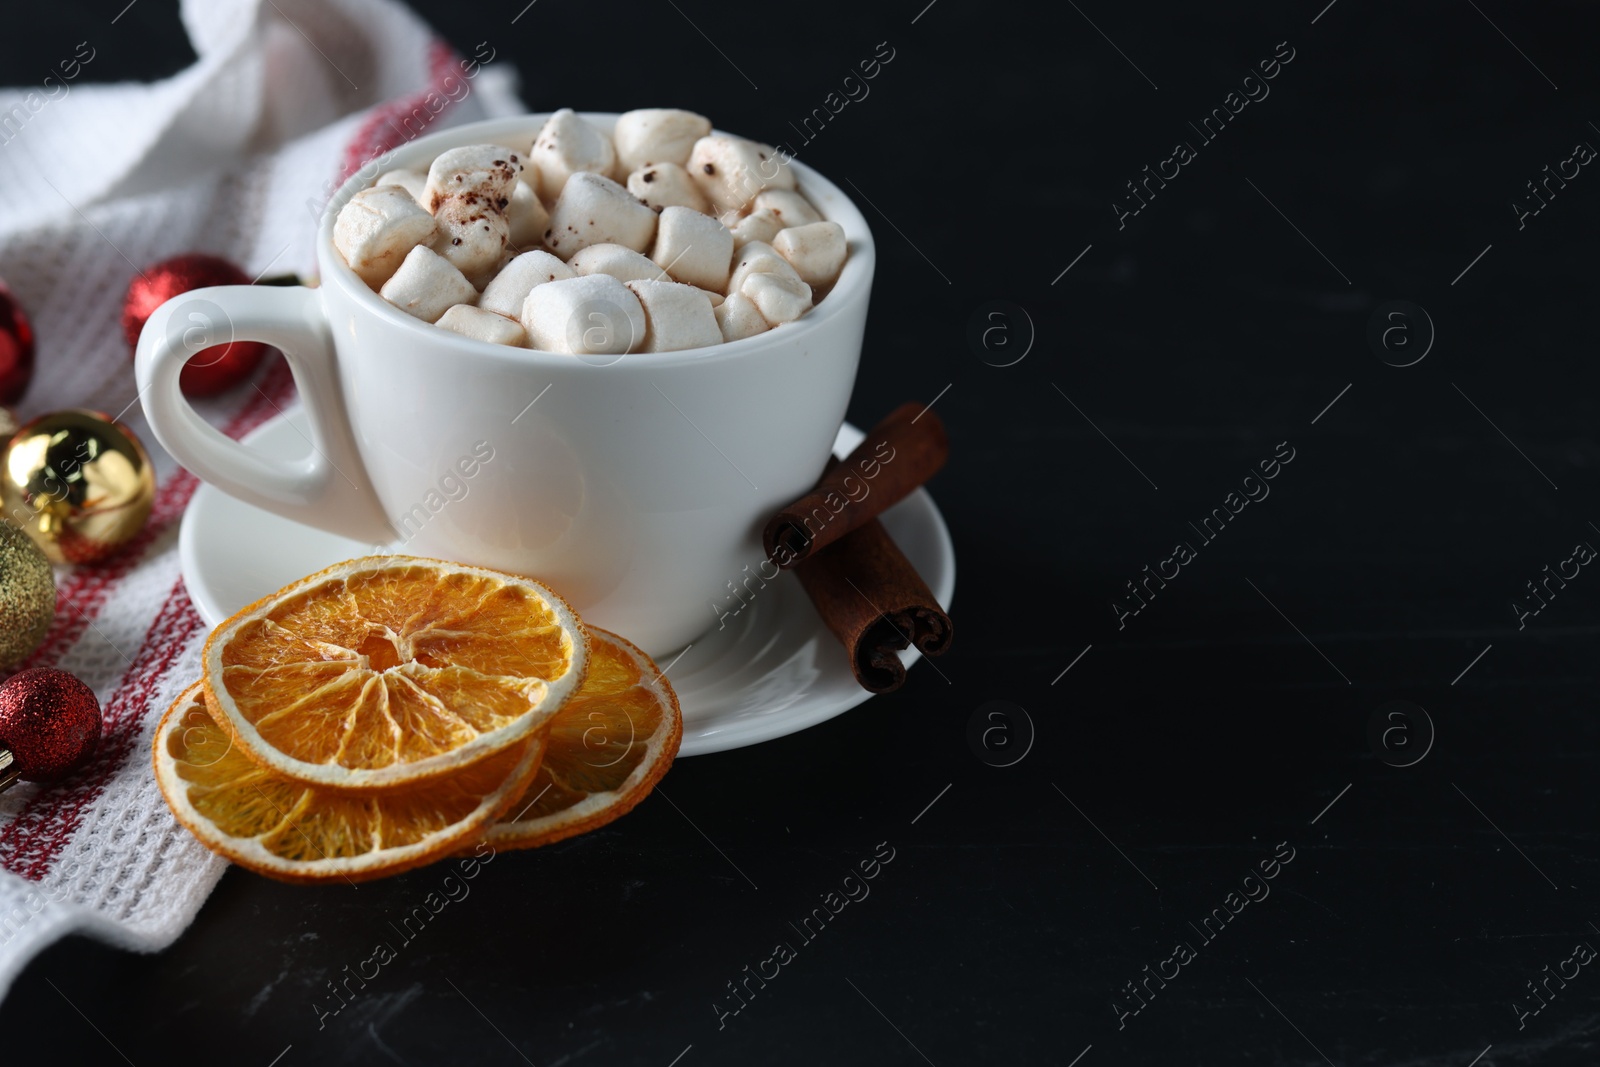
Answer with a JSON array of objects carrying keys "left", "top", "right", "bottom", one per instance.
[{"left": 152, "top": 556, "right": 682, "bottom": 883}]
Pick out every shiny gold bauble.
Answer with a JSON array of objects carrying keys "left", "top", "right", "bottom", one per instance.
[
  {"left": 0, "top": 518, "right": 54, "bottom": 668},
  {"left": 1, "top": 409, "right": 155, "bottom": 564}
]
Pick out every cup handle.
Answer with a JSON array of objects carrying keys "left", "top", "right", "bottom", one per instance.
[{"left": 134, "top": 284, "right": 394, "bottom": 546}]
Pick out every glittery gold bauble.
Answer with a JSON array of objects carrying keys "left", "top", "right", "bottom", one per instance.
[
  {"left": 1, "top": 409, "right": 155, "bottom": 564},
  {"left": 0, "top": 519, "right": 54, "bottom": 668}
]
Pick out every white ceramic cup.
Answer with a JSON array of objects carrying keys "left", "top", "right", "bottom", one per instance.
[{"left": 135, "top": 113, "right": 874, "bottom": 655}]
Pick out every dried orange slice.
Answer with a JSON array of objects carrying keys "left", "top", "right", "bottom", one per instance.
[
  {"left": 486, "top": 628, "right": 681, "bottom": 850},
  {"left": 154, "top": 682, "right": 543, "bottom": 883},
  {"left": 202, "top": 556, "right": 587, "bottom": 791}
]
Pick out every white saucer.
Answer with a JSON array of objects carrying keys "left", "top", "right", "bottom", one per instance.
[{"left": 179, "top": 408, "right": 956, "bottom": 756}]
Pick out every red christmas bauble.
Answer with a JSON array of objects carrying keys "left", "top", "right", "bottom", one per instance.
[
  {"left": 0, "top": 280, "right": 36, "bottom": 406},
  {"left": 121, "top": 254, "right": 269, "bottom": 397},
  {"left": 0, "top": 667, "right": 101, "bottom": 781}
]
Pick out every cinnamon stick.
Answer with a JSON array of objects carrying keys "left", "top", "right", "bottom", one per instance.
[
  {"left": 792, "top": 515, "right": 953, "bottom": 693},
  {"left": 763, "top": 401, "right": 948, "bottom": 569}
]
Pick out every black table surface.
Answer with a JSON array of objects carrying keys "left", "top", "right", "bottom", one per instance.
[{"left": 6, "top": 1, "right": 1600, "bottom": 1064}]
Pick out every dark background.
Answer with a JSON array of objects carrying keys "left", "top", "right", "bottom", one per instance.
[{"left": 5, "top": 0, "right": 1600, "bottom": 1063}]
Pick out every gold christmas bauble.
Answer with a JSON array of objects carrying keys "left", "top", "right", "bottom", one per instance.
[
  {"left": 0, "top": 518, "right": 54, "bottom": 668},
  {"left": 1, "top": 409, "right": 155, "bottom": 564}
]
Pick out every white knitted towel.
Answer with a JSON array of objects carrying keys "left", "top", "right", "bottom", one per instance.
[{"left": 0, "top": 0, "right": 522, "bottom": 1002}]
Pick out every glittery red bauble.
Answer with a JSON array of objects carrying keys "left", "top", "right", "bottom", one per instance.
[
  {"left": 0, "top": 667, "right": 101, "bottom": 781},
  {"left": 121, "top": 254, "right": 268, "bottom": 397},
  {"left": 0, "top": 281, "right": 36, "bottom": 406}
]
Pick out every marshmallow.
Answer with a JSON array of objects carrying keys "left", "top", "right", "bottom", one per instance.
[
  {"left": 521, "top": 274, "right": 646, "bottom": 356},
  {"left": 739, "top": 271, "right": 813, "bottom": 326},
  {"left": 651, "top": 206, "right": 734, "bottom": 291},
  {"left": 626, "top": 280, "right": 722, "bottom": 352},
  {"left": 506, "top": 180, "right": 551, "bottom": 250},
  {"left": 772, "top": 221, "right": 847, "bottom": 288},
  {"left": 612, "top": 108, "right": 712, "bottom": 172},
  {"left": 570, "top": 243, "right": 662, "bottom": 283},
  {"left": 715, "top": 291, "right": 769, "bottom": 342},
  {"left": 478, "top": 250, "right": 575, "bottom": 319},
  {"left": 626, "top": 162, "right": 710, "bottom": 214},
  {"left": 334, "top": 186, "right": 438, "bottom": 288},
  {"left": 726, "top": 208, "right": 784, "bottom": 246},
  {"left": 429, "top": 198, "right": 510, "bottom": 285},
  {"left": 753, "top": 189, "right": 823, "bottom": 229},
  {"left": 436, "top": 304, "right": 528, "bottom": 347},
  {"left": 356, "top": 113, "right": 837, "bottom": 348},
  {"left": 375, "top": 169, "right": 428, "bottom": 204},
  {"left": 727, "top": 240, "right": 807, "bottom": 296},
  {"left": 530, "top": 108, "right": 617, "bottom": 201},
  {"left": 687, "top": 135, "right": 796, "bottom": 213},
  {"left": 543, "top": 172, "right": 657, "bottom": 258},
  {"left": 423, "top": 145, "right": 523, "bottom": 211},
  {"left": 379, "top": 245, "right": 477, "bottom": 323}
]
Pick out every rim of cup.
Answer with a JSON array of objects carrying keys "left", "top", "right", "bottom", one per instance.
[{"left": 316, "top": 111, "right": 876, "bottom": 368}]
